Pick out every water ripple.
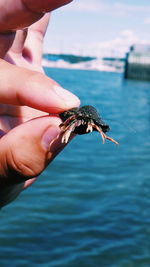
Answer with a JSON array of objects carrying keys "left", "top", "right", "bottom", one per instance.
[{"left": 1, "top": 69, "right": 150, "bottom": 267}]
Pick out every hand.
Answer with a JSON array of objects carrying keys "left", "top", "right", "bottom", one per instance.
[{"left": 0, "top": 0, "right": 79, "bottom": 207}]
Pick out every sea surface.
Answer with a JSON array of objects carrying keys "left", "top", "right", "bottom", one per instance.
[{"left": 0, "top": 68, "right": 150, "bottom": 267}]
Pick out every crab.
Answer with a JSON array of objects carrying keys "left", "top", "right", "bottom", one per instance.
[{"left": 59, "top": 105, "right": 118, "bottom": 145}]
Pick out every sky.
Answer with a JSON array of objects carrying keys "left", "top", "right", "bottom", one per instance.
[{"left": 43, "top": 0, "right": 150, "bottom": 57}]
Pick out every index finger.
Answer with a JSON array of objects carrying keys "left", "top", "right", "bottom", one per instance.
[
  {"left": 0, "top": 0, "right": 73, "bottom": 33},
  {"left": 0, "top": 60, "right": 80, "bottom": 113}
]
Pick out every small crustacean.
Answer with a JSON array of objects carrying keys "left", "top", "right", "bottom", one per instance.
[{"left": 59, "top": 105, "right": 118, "bottom": 145}]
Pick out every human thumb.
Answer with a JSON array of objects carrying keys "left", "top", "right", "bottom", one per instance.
[{"left": 0, "top": 115, "right": 66, "bottom": 186}]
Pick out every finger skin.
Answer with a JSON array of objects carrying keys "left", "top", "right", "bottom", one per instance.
[
  {"left": 0, "top": 9, "right": 50, "bottom": 60},
  {"left": 0, "top": 0, "right": 42, "bottom": 33},
  {"left": 0, "top": 115, "right": 73, "bottom": 207},
  {"left": 9, "top": 29, "right": 28, "bottom": 55},
  {"left": 0, "top": 60, "right": 80, "bottom": 113},
  {"left": 0, "top": 32, "right": 16, "bottom": 58},
  {"left": 0, "top": 0, "right": 75, "bottom": 207},
  {"left": 0, "top": 0, "right": 73, "bottom": 32},
  {"left": 29, "top": 13, "right": 50, "bottom": 36},
  {"left": 0, "top": 116, "right": 64, "bottom": 185},
  {"left": 23, "top": 0, "right": 73, "bottom": 13},
  {"left": 0, "top": 183, "right": 24, "bottom": 208},
  {"left": 24, "top": 13, "right": 50, "bottom": 64}
]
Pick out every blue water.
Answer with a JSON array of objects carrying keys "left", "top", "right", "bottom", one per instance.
[{"left": 1, "top": 68, "right": 150, "bottom": 267}]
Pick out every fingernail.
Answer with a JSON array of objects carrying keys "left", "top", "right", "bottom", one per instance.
[
  {"left": 53, "top": 85, "right": 80, "bottom": 108},
  {"left": 41, "top": 126, "right": 60, "bottom": 151}
]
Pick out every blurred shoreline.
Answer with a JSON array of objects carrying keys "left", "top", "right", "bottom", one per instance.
[{"left": 42, "top": 53, "right": 125, "bottom": 73}]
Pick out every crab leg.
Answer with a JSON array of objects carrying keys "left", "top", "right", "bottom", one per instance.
[
  {"left": 103, "top": 134, "right": 119, "bottom": 145},
  {"left": 61, "top": 129, "right": 72, "bottom": 143},
  {"left": 59, "top": 114, "right": 77, "bottom": 129},
  {"left": 86, "top": 123, "right": 93, "bottom": 133},
  {"left": 61, "top": 120, "right": 82, "bottom": 143},
  {"left": 94, "top": 125, "right": 119, "bottom": 145},
  {"left": 61, "top": 124, "right": 75, "bottom": 143},
  {"left": 94, "top": 125, "right": 105, "bottom": 144},
  {"left": 61, "top": 119, "right": 82, "bottom": 132}
]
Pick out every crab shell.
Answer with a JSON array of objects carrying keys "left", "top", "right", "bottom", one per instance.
[
  {"left": 59, "top": 105, "right": 118, "bottom": 145},
  {"left": 60, "top": 105, "right": 110, "bottom": 134}
]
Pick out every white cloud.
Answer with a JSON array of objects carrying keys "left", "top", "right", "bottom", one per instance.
[
  {"left": 45, "top": 29, "right": 141, "bottom": 58},
  {"left": 144, "top": 17, "right": 150, "bottom": 24},
  {"left": 65, "top": 29, "right": 139, "bottom": 57}
]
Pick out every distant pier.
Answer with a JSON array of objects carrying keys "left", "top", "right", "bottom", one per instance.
[{"left": 124, "top": 44, "right": 150, "bottom": 81}]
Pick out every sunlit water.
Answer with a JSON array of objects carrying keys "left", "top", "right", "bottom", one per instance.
[{"left": 0, "top": 68, "right": 150, "bottom": 267}]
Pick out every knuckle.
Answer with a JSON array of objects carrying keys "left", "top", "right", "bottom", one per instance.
[{"left": 8, "top": 148, "right": 43, "bottom": 183}]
